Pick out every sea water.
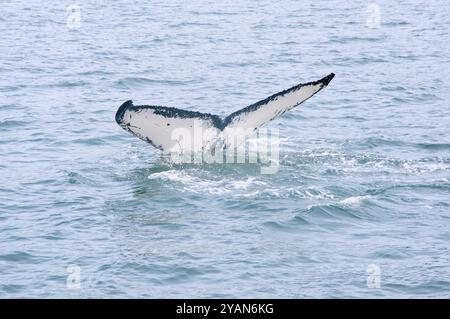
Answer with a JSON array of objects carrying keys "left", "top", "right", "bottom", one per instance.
[{"left": 0, "top": 0, "right": 449, "bottom": 297}]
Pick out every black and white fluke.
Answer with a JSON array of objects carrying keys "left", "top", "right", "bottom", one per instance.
[{"left": 115, "top": 73, "right": 335, "bottom": 153}]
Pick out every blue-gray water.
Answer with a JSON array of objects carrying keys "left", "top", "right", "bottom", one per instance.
[{"left": 1, "top": 0, "right": 450, "bottom": 298}]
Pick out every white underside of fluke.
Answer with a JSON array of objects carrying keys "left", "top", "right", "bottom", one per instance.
[
  {"left": 118, "top": 108, "right": 221, "bottom": 153},
  {"left": 115, "top": 73, "right": 334, "bottom": 153}
]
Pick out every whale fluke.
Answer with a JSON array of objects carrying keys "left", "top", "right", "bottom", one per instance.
[{"left": 115, "top": 73, "right": 335, "bottom": 153}]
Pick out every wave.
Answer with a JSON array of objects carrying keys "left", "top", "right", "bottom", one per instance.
[
  {"left": 77, "top": 70, "right": 114, "bottom": 76},
  {"left": 1, "top": 81, "right": 88, "bottom": 92},
  {"left": 297, "top": 201, "right": 377, "bottom": 222},
  {"left": 0, "top": 251, "right": 39, "bottom": 264},
  {"left": 116, "top": 77, "right": 198, "bottom": 88},
  {"left": 0, "top": 120, "right": 29, "bottom": 130},
  {"left": 417, "top": 143, "right": 450, "bottom": 151}
]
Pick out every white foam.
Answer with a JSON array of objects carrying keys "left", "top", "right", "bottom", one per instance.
[
  {"left": 148, "top": 170, "right": 267, "bottom": 195},
  {"left": 340, "top": 195, "right": 370, "bottom": 206},
  {"left": 148, "top": 170, "right": 194, "bottom": 184}
]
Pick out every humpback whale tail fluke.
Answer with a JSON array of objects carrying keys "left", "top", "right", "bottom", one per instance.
[{"left": 116, "top": 73, "right": 335, "bottom": 153}]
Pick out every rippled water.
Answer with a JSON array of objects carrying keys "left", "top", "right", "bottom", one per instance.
[{"left": 1, "top": 0, "right": 450, "bottom": 298}]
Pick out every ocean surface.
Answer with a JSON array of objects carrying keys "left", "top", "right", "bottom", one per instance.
[{"left": 1, "top": 0, "right": 450, "bottom": 298}]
